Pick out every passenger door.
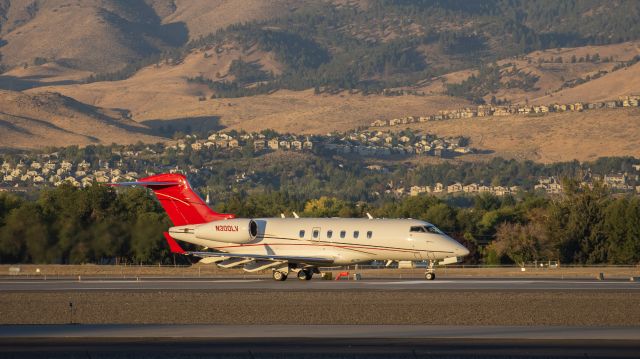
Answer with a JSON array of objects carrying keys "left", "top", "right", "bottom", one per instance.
[{"left": 408, "top": 230, "right": 423, "bottom": 260}]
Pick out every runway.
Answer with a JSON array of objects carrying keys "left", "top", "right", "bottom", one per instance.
[
  {"left": 1, "top": 277, "right": 639, "bottom": 291},
  {"left": 3, "top": 279, "right": 639, "bottom": 358},
  {"left": 1, "top": 325, "right": 640, "bottom": 359},
  {"left": 2, "top": 324, "right": 640, "bottom": 340}
]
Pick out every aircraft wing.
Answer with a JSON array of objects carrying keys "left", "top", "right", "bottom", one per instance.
[{"left": 163, "top": 232, "right": 334, "bottom": 266}]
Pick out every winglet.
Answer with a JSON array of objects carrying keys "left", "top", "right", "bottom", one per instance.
[{"left": 164, "top": 232, "right": 185, "bottom": 254}]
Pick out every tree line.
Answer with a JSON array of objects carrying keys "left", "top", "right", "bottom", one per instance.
[
  {"left": 1, "top": 178, "right": 639, "bottom": 266},
  {"left": 0, "top": 185, "right": 171, "bottom": 265}
]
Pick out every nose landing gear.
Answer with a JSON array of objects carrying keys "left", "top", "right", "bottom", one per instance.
[{"left": 425, "top": 260, "right": 436, "bottom": 280}]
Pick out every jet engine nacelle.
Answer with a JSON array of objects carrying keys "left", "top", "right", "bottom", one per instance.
[{"left": 194, "top": 219, "right": 258, "bottom": 244}]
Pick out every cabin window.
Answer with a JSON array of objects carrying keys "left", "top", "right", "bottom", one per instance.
[
  {"left": 354, "top": 230, "right": 360, "bottom": 239},
  {"left": 426, "top": 225, "right": 445, "bottom": 235},
  {"left": 410, "top": 225, "right": 445, "bottom": 235},
  {"left": 327, "top": 230, "right": 333, "bottom": 239},
  {"left": 313, "top": 229, "right": 320, "bottom": 238},
  {"left": 340, "top": 230, "right": 346, "bottom": 238},
  {"left": 410, "top": 226, "right": 426, "bottom": 233},
  {"left": 367, "top": 231, "right": 373, "bottom": 239},
  {"left": 299, "top": 230, "right": 305, "bottom": 238}
]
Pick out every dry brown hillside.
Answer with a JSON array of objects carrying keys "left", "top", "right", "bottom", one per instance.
[
  {"left": 27, "top": 44, "right": 469, "bottom": 133},
  {"left": 0, "top": 0, "right": 187, "bottom": 73},
  {"left": 158, "top": 0, "right": 310, "bottom": 40},
  {"left": 395, "top": 108, "right": 640, "bottom": 164},
  {"left": 0, "top": 0, "right": 312, "bottom": 75},
  {"left": 0, "top": 90, "right": 164, "bottom": 150},
  {"left": 418, "top": 41, "right": 640, "bottom": 105},
  {"left": 0, "top": 62, "right": 92, "bottom": 91},
  {"left": 502, "top": 42, "right": 640, "bottom": 104},
  {"left": 530, "top": 62, "right": 640, "bottom": 105}
]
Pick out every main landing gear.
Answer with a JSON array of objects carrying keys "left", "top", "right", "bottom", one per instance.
[
  {"left": 272, "top": 266, "right": 315, "bottom": 281},
  {"left": 297, "top": 269, "right": 313, "bottom": 281},
  {"left": 425, "top": 260, "right": 436, "bottom": 280},
  {"left": 272, "top": 270, "right": 288, "bottom": 281}
]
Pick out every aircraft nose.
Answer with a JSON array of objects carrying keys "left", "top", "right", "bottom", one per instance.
[
  {"left": 448, "top": 237, "right": 470, "bottom": 257},
  {"left": 458, "top": 245, "right": 470, "bottom": 257}
]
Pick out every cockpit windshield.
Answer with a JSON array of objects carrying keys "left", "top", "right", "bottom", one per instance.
[{"left": 410, "top": 225, "right": 446, "bottom": 235}]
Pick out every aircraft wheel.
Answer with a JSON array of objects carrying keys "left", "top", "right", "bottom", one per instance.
[
  {"left": 297, "top": 269, "right": 312, "bottom": 281},
  {"left": 273, "top": 271, "right": 287, "bottom": 281},
  {"left": 425, "top": 272, "right": 436, "bottom": 281}
]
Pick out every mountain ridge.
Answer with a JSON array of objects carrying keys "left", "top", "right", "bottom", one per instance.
[
  {"left": 0, "top": 0, "right": 639, "bottom": 158},
  {"left": 0, "top": 89, "right": 164, "bottom": 150}
]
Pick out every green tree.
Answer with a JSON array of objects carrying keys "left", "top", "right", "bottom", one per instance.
[
  {"left": 130, "top": 212, "right": 167, "bottom": 264},
  {"left": 424, "top": 203, "right": 457, "bottom": 232},
  {"left": 604, "top": 198, "right": 640, "bottom": 264},
  {"left": 491, "top": 220, "right": 553, "bottom": 267},
  {"left": 303, "top": 196, "right": 350, "bottom": 217},
  {"left": 548, "top": 181, "right": 609, "bottom": 264},
  {"left": 0, "top": 203, "right": 51, "bottom": 263}
]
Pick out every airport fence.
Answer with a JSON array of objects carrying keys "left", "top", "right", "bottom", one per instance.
[{"left": 1, "top": 263, "right": 639, "bottom": 280}]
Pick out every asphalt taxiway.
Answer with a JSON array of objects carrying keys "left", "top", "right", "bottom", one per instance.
[
  {"left": 1, "top": 277, "right": 639, "bottom": 291},
  {"left": 2, "top": 278, "right": 639, "bottom": 358}
]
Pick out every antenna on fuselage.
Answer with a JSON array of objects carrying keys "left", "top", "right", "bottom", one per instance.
[
  {"left": 292, "top": 212, "right": 300, "bottom": 219},
  {"left": 366, "top": 212, "right": 373, "bottom": 219}
]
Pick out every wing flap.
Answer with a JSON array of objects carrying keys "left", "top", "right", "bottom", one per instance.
[
  {"left": 187, "top": 250, "right": 335, "bottom": 265},
  {"left": 164, "top": 232, "right": 335, "bottom": 265},
  {"left": 243, "top": 260, "right": 285, "bottom": 272}
]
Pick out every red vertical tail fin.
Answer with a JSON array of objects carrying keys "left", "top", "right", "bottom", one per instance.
[{"left": 111, "top": 173, "right": 234, "bottom": 225}]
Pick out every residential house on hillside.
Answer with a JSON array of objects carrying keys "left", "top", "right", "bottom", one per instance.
[
  {"left": 303, "top": 140, "right": 313, "bottom": 150},
  {"left": 279, "top": 140, "right": 291, "bottom": 149},
  {"left": 253, "top": 140, "right": 266, "bottom": 151},
  {"left": 447, "top": 183, "right": 463, "bottom": 193},
  {"left": 463, "top": 183, "right": 479, "bottom": 193},
  {"left": 534, "top": 177, "right": 563, "bottom": 194}
]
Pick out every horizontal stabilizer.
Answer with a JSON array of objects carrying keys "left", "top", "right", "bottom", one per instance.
[{"left": 108, "top": 181, "right": 180, "bottom": 187}]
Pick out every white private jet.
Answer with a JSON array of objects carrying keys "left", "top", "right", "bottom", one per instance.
[{"left": 112, "top": 173, "right": 469, "bottom": 281}]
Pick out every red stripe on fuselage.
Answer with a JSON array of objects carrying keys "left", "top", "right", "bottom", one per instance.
[{"left": 210, "top": 242, "right": 433, "bottom": 255}]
